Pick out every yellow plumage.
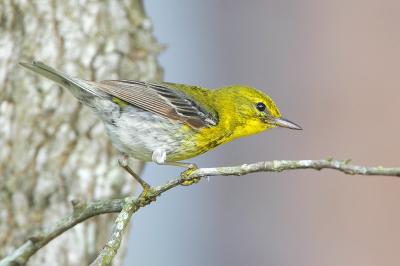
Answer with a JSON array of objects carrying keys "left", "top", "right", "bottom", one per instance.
[{"left": 20, "top": 61, "right": 301, "bottom": 166}]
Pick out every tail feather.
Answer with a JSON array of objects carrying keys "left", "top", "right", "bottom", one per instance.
[{"left": 19, "top": 61, "right": 105, "bottom": 100}]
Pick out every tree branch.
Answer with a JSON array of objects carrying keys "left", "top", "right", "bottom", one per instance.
[
  {"left": 189, "top": 159, "right": 400, "bottom": 177},
  {"left": 90, "top": 158, "right": 400, "bottom": 265},
  {"left": 0, "top": 199, "right": 125, "bottom": 266},
  {"left": 2, "top": 159, "right": 400, "bottom": 266}
]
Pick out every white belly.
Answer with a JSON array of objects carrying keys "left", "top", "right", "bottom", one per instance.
[{"left": 103, "top": 106, "right": 189, "bottom": 162}]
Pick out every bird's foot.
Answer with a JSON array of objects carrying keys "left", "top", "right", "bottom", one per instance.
[{"left": 180, "top": 164, "right": 200, "bottom": 186}]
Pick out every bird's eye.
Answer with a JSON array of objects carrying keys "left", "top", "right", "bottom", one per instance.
[{"left": 256, "top": 102, "right": 266, "bottom": 112}]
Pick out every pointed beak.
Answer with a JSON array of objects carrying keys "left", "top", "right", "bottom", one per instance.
[{"left": 274, "top": 117, "right": 302, "bottom": 130}]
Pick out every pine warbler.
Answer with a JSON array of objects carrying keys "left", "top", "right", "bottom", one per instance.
[{"left": 20, "top": 61, "right": 301, "bottom": 170}]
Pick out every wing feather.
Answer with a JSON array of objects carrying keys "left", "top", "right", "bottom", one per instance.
[{"left": 88, "top": 80, "right": 218, "bottom": 128}]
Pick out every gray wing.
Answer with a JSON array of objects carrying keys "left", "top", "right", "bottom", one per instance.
[{"left": 90, "top": 80, "right": 218, "bottom": 129}]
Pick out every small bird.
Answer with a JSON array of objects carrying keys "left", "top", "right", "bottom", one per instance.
[{"left": 20, "top": 61, "right": 301, "bottom": 184}]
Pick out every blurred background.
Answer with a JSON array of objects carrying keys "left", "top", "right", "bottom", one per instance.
[{"left": 125, "top": 1, "right": 400, "bottom": 266}]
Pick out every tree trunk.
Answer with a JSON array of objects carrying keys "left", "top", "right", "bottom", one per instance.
[{"left": 0, "top": 1, "right": 162, "bottom": 265}]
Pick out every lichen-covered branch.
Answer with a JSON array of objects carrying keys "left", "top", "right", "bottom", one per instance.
[
  {"left": 89, "top": 180, "right": 183, "bottom": 266},
  {"left": 89, "top": 197, "right": 139, "bottom": 266},
  {"left": 90, "top": 158, "right": 400, "bottom": 265},
  {"left": 2, "top": 158, "right": 399, "bottom": 266},
  {"left": 0, "top": 199, "right": 125, "bottom": 266},
  {"left": 189, "top": 159, "right": 400, "bottom": 177}
]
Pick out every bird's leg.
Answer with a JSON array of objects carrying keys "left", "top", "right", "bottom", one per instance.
[
  {"left": 163, "top": 161, "right": 198, "bottom": 169},
  {"left": 118, "top": 155, "right": 151, "bottom": 194},
  {"left": 151, "top": 149, "right": 201, "bottom": 186}
]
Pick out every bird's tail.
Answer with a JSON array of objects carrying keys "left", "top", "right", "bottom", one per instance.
[{"left": 19, "top": 61, "right": 105, "bottom": 103}]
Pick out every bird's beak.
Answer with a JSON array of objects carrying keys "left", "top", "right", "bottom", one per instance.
[{"left": 274, "top": 117, "right": 302, "bottom": 130}]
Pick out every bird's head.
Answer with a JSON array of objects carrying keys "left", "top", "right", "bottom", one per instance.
[{"left": 214, "top": 85, "right": 302, "bottom": 139}]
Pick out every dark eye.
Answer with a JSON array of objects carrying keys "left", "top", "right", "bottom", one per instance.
[{"left": 256, "top": 102, "right": 266, "bottom": 112}]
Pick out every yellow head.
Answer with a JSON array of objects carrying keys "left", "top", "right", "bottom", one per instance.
[{"left": 213, "top": 85, "right": 301, "bottom": 140}]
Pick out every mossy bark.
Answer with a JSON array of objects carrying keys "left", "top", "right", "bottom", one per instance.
[{"left": 0, "top": 1, "right": 162, "bottom": 265}]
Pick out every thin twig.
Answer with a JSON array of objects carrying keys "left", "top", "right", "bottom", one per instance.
[
  {"left": 2, "top": 159, "right": 400, "bottom": 266},
  {"left": 188, "top": 159, "right": 400, "bottom": 177}
]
